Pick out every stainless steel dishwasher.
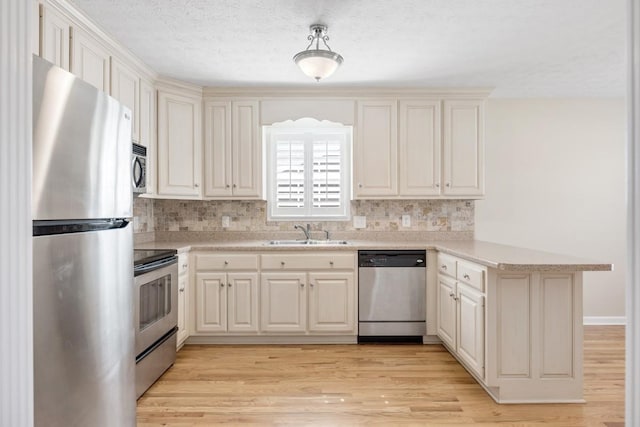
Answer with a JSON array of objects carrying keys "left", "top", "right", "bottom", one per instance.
[{"left": 358, "top": 250, "right": 426, "bottom": 341}]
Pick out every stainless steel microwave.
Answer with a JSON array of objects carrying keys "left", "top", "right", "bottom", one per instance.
[{"left": 132, "top": 143, "right": 146, "bottom": 195}]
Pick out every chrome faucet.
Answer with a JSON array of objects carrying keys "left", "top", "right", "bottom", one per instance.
[{"left": 294, "top": 224, "right": 311, "bottom": 240}]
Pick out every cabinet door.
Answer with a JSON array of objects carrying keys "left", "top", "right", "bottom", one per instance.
[
  {"left": 457, "top": 282, "right": 485, "bottom": 378},
  {"left": 177, "top": 274, "right": 188, "bottom": 346},
  {"left": 260, "top": 272, "right": 307, "bottom": 333},
  {"left": 232, "top": 101, "right": 261, "bottom": 197},
  {"left": 436, "top": 274, "right": 457, "bottom": 349},
  {"left": 227, "top": 272, "right": 259, "bottom": 332},
  {"left": 203, "top": 101, "right": 233, "bottom": 197},
  {"left": 70, "top": 27, "right": 110, "bottom": 92},
  {"left": 139, "top": 79, "right": 156, "bottom": 194},
  {"left": 442, "top": 100, "right": 485, "bottom": 196},
  {"left": 157, "top": 90, "right": 202, "bottom": 197},
  {"left": 308, "top": 272, "right": 355, "bottom": 333},
  {"left": 194, "top": 272, "right": 227, "bottom": 333},
  {"left": 110, "top": 57, "right": 140, "bottom": 142},
  {"left": 39, "top": 4, "right": 70, "bottom": 70},
  {"left": 399, "top": 100, "right": 441, "bottom": 196},
  {"left": 354, "top": 100, "right": 398, "bottom": 197}
]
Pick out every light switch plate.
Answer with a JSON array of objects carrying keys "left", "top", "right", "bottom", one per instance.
[
  {"left": 353, "top": 216, "right": 366, "bottom": 229},
  {"left": 221, "top": 216, "right": 230, "bottom": 228},
  {"left": 402, "top": 214, "right": 411, "bottom": 227}
]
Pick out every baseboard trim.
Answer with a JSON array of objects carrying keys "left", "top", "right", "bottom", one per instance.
[{"left": 583, "top": 316, "right": 626, "bottom": 325}]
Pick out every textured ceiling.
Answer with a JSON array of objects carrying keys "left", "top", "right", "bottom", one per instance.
[{"left": 70, "top": 0, "right": 626, "bottom": 97}]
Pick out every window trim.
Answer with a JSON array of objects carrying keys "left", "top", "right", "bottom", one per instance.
[{"left": 265, "top": 123, "right": 352, "bottom": 221}]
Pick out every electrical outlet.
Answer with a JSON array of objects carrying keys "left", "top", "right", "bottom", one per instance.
[
  {"left": 353, "top": 216, "right": 366, "bottom": 229},
  {"left": 402, "top": 214, "right": 411, "bottom": 227},
  {"left": 221, "top": 216, "right": 230, "bottom": 228}
]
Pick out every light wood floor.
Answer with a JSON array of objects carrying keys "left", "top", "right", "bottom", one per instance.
[{"left": 137, "top": 326, "right": 625, "bottom": 426}]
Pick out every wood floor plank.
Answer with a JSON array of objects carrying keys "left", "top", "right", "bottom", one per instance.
[{"left": 137, "top": 325, "right": 625, "bottom": 426}]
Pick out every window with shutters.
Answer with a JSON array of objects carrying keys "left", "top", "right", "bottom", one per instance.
[{"left": 265, "top": 121, "right": 351, "bottom": 220}]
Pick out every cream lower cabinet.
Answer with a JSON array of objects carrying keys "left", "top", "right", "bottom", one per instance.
[
  {"left": 436, "top": 252, "right": 584, "bottom": 403},
  {"left": 177, "top": 252, "right": 189, "bottom": 348},
  {"left": 436, "top": 256, "right": 486, "bottom": 379},
  {"left": 260, "top": 253, "right": 356, "bottom": 335},
  {"left": 192, "top": 253, "right": 259, "bottom": 335}
]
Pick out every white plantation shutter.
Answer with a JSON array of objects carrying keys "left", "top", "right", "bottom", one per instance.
[{"left": 268, "top": 127, "right": 350, "bottom": 220}]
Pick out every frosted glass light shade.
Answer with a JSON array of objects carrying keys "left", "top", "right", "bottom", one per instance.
[{"left": 293, "top": 49, "right": 344, "bottom": 81}]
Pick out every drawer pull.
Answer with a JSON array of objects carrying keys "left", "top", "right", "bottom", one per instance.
[
  {"left": 441, "top": 265, "right": 447, "bottom": 270},
  {"left": 182, "top": 263, "right": 187, "bottom": 268},
  {"left": 281, "top": 261, "right": 285, "bottom": 266},
  {"left": 329, "top": 261, "right": 334, "bottom": 266},
  {"left": 179, "top": 288, "right": 185, "bottom": 293},
  {"left": 463, "top": 274, "right": 470, "bottom": 280}
]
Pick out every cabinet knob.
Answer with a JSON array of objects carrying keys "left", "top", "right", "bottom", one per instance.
[
  {"left": 281, "top": 261, "right": 285, "bottom": 266},
  {"left": 224, "top": 260, "right": 229, "bottom": 265},
  {"left": 228, "top": 283, "right": 232, "bottom": 287},
  {"left": 233, "top": 184, "right": 237, "bottom": 188},
  {"left": 300, "top": 283, "right": 305, "bottom": 288},
  {"left": 226, "top": 184, "right": 230, "bottom": 188},
  {"left": 220, "top": 283, "right": 225, "bottom": 288},
  {"left": 446, "top": 183, "right": 450, "bottom": 187},
  {"left": 436, "top": 183, "right": 440, "bottom": 188},
  {"left": 179, "top": 288, "right": 185, "bottom": 293},
  {"left": 310, "top": 283, "right": 314, "bottom": 288},
  {"left": 463, "top": 274, "right": 470, "bottom": 280},
  {"left": 182, "top": 263, "right": 187, "bottom": 268},
  {"left": 449, "top": 292, "right": 455, "bottom": 298},
  {"left": 194, "top": 183, "right": 199, "bottom": 188},
  {"left": 441, "top": 265, "right": 447, "bottom": 270},
  {"left": 329, "top": 261, "right": 334, "bottom": 266}
]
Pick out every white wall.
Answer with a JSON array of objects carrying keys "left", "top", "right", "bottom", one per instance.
[{"left": 476, "top": 99, "right": 626, "bottom": 319}]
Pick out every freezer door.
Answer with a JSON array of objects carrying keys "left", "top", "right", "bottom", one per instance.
[
  {"left": 32, "top": 56, "right": 132, "bottom": 220},
  {"left": 33, "top": 225, "right": 135, "bottom": 427}
]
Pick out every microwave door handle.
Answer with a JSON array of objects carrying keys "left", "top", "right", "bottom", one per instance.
[{"left": 133, "top": 157, "right": 143, "bottom": 187}]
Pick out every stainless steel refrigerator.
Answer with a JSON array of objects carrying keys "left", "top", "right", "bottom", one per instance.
[{"left": 32, "top": 56, "right": 136, "bottom": 427}]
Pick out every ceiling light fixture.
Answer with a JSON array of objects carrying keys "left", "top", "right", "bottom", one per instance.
[{"left": 293, "top": 24, "right": 343, "bottom": 82}]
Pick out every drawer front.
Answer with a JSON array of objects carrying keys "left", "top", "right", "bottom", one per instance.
[
  {"left": 178, "top": 253, "right": 189, "bottom": 276},
  {"left": 457, "top": 260, "right": 485, "bottom": 291},
  {"left": 437, "top": 253, "right": 457, "bottom": 277},
  {"left": 194, "top": 253, "right": 259, "bottom": 270},
  {"left": 261, "top": 253, "right": 355, "bottom": 270}
]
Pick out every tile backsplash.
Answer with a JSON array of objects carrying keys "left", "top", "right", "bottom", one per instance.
[{"left": 135, "top": 198, "right": 473, "bottom": 235}]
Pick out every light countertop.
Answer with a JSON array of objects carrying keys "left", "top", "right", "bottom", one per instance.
[{"left": 135, "top": 238, "right": 612, "bottom": 272}]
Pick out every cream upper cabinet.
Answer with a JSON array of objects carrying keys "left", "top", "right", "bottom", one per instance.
[
  {"left": 110, "top": 57, "right": 140, "bottom": 142},
  {"left": 139, "top": 79, "right": 156, "bottom": 194},
  {"left": 354, "top": 100, "right": 398, "bottom": 198},
  {"left": 157, "top": 89, "right": 202, "bottom": 198},
  {"left": 232, "top": 101, "right": 261, "bottom": 197},
  {"left": 70, "top": 27, "right": 111, "bottom": 92},
  {"left": 204, "top": 101, "right": 232, "bottom": 197},
  {"left": 203, "top": 100, "right": 261, "bottom": 198},
  {"left": 442, "top": 99, "right": 485, "bottom": 196},
  {"left": 399, "top": 100, "right": 441, "bottom": 196},
  {"left": 39, "top": 4, "right": 71, "bottom": 70}
]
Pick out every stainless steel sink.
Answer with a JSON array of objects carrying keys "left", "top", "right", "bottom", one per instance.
[{"left": 266, "top": 239, "right": 349, "bottom": 246}]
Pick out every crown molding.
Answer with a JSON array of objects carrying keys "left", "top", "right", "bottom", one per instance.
[
  {"left": 203, "top": 86, "right": 493, "bottom": 99},
  {"left": 43, "top": 0, "right": 158, "bottom": 81},
  {"left": 156, "top": 76, "right": 204, "bottom": 98}
]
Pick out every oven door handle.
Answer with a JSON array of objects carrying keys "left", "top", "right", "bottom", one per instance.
[{"left": 134, "top": 257, "right": 177, "bottom": 275}]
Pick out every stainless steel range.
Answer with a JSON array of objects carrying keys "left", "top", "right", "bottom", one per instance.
[{"left": 133, "top": 249, "right": 178, "bottom": 398}]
